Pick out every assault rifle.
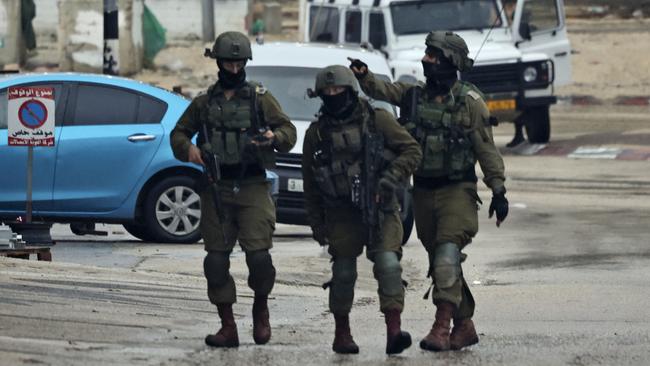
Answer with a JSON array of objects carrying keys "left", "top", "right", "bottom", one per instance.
[
  {"left": 234, "top": 86, "right": 270, "bottom": 193},
  {"left": 356, "top": 130, "right": 385, "bottom": 248},
  {"left": 200, "top": 123, "right": 228, "bottom": 245}
]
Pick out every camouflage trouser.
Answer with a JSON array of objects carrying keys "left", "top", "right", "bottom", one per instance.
[
  {"left": 325, "top": 207, "right": 405, "bottom": 314},
  {"left": 200, "top": 181, "right": 276, "bottom": 305},
  {"left": 412, "top": 181, "right": 480, "bottom": 319}
]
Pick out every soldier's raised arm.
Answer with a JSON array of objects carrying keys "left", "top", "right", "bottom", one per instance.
[{"left": 349, "top": 58, "right": 411, "bottom": 106}]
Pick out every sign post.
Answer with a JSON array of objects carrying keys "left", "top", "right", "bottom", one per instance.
[{"left": 7, "top": 86, "right": 56, "bottom": 223}]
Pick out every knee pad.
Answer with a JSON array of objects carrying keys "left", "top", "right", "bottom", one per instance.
[
  {"left": 246, "top": 250, "right": 276, "bottom": 293},
  {"left": 204, "top": 251, "right": 231, "bottom": 288},
  {"left": 332, "top": 257, "right": 357, "bottom": 290},
  {"left": 373, "top": 251, "right": 403, "bottom": 297},
  {"left": 433, "top": 242, "right": 461, "bottom": 289},
  {"left": 246, "top": 250, "right": 274, "bottom": 276}
]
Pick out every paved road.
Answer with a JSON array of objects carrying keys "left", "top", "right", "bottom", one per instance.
[{"left": 1, "top": 105, "right": 649, "bottom": 366}]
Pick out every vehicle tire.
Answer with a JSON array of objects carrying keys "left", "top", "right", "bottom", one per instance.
[
  {"left": 523, "top": 105, "right": 551, "bottom": 143},
  {"left": 123, "top": 223, "right": 154, "bottom": 242},
  {"left": 398, "top": 188, "right": 414, "bottom": 245},
  {"left": 142, "top": 175, "right": 202, "bottom": 244}
]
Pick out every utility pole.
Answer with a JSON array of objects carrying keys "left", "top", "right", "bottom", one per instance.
[
  {"left": 202, "top": 0, "right": 215, "bottom": 42},
  {"left": 103, "top": 0, "right": 119, "bottom": 74}
]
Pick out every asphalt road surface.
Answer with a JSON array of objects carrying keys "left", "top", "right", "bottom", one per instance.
[{"left": 1, "top": 105, "right": 649, "bottom": 366}]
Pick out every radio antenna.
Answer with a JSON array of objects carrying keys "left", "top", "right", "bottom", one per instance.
[{"left": 473, "top": 4, "right": 507, "bottom": 63}]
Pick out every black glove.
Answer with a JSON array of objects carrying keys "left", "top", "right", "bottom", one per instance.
[
  {"left": 348, "top": 57, "right": 368, "bottom": 79},
  {"left": 312, "top": 224, "right": 329, "bottom": 246},
  {"left": 488, "top": 188, "right": 509, "bottom": 227}
]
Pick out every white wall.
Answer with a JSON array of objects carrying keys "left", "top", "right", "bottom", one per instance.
[
  {"left": 33, "top": 0, "right": 59, "bottom": 34},
  {"left": 33, "top": 0, "right": 248, "bottom": 41}
]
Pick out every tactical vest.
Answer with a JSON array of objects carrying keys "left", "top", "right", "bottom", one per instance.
[
  {"left": 312, "top": 102, "right": 375, "bottom": 201},
  {"left": 402, "top": 82, "right": 478, "bottom": 180},
  {"left": 200, "top": 82, "right": 274, "bottom": 168}
]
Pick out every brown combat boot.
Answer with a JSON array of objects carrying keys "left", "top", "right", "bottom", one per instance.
[
  {"left": 252, "top": 296, "right": 271, "bottom": 345},
  {"left": 450, "top": 318, "right": 479, "bottom": 350},
  {"left": 332, "top": 314, "right": 359, "bottom": 354},
  {"left": 419, "top": 302, "right": 454, "bottom": 352},
  {"left": 205, "top": 303, "right": 239, "bottom": 348},
  {"left": 384, "top": 308, "right": 412, "bottom": 354}
]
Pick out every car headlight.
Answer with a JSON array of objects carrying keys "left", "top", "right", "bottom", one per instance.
[{"left": 523, "top": 66, "right": 538, "bottom": 83}]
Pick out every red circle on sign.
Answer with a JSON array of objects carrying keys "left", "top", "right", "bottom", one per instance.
[{"left": 18, "top": 99, "right": 48, "bottom": 129}]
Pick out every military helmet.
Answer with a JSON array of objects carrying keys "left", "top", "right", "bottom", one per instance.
[
  {"left": 314, "top": 65, "right": 359, "bottom": 94},
  {"left": 425, "top": 31, "right": 474, "bottom": 72},
  {"left": 205, "top": 31, "right": 252, "bottom": 60}
]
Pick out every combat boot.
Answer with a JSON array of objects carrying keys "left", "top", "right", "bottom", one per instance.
[
  {"left": 420, "top": 302, "right": 454, "bottom": 351},
  {"left": 205, "top": 303, "right": 239, "bottom": 348},
  {"left": 450, "top": 318, "right": 479, "bottom": 350},
  {"left": 384, "top": 308, "right": 412, "bottom": 354},
  {"left": 252, "top": 296, "right": 271, "bottom": 345},
  {"left": 332, "top": 314, "right": 359, "bottom": 354}
]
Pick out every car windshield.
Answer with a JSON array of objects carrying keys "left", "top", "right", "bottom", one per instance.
[
  {"left": 246, "top": 66, "right": 396, "bottom": 121},
  {"left": 390, "top": 0, "right": 503, "bottom": 35}
]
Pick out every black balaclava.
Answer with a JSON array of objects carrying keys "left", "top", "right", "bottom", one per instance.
[
  {"left": 321, "top": 87, "right": 358, "bottom": 120},
  {"left": 422, "top": 47, "right": 458, "bottom": 95},
  {"left": 217, "top": 59, "right": 247, "bottom": 89}
]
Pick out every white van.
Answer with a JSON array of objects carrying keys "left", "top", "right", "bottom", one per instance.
[{"left": 300, "top": 0, "right": 572, "bottom": 143}]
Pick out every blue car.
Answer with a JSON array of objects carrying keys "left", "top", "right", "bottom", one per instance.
[{"left": 0, "top": 73, "right": 279, "bottom": 243}]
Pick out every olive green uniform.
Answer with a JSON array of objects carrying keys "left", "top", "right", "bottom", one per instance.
[
  {"left": 358, "top": 70, "right": 505, "bottom": 318},
  {"left": 170, "top": 81, "right": 296, "bottom": 305},
  {"left": 302, "top": 99, "right": 421, "bottom": 314}
]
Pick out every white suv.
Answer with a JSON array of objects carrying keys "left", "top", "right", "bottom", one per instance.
[
  {"left": 247, "top": 42, "right": 413, "bottom": 243},
  {"left": 300, "top": 0, "right": 572, "bottom": 143}
]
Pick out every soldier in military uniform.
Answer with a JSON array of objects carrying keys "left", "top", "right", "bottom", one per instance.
[
  {"left": 349, "top": 31, "right": 509, "bottom": 351},
  {"left": 170, "top": 31, "right": 296, "bottom": 348},
  {"left": 302, "top": 65, "right": 422, "bottom": 354}
]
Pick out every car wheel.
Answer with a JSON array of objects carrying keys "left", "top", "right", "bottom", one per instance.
[
  {"left": 523, "top": 106, "right": 551, "bottom": 143},
  {"left": 123, "top": 223, "right": 154, "bottom": 242},
  {"left": 143, "top": 176, "right": 202, "bottom": 244}
]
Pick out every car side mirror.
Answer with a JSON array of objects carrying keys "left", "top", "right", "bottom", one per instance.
[{"left": 519, "top": 21, "right": 532, "bottom": 41}]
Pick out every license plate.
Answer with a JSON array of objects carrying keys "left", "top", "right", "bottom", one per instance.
[
  {"left": 486, "top": 99, "right": 516, "bottom": 111},
  {"left": 287, "top": 178, "right": 304, "bottom": 192}
]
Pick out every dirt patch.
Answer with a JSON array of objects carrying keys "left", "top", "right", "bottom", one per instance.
[{"left": 557, "top": 18, "right": 650, "bottom": 99}]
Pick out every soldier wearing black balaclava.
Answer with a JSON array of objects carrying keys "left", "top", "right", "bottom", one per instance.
[
  {"left": 350, "top": 31, "right": 509, "bottom": 352},
  {"left": 302, "top": 65, "right": 422, "bottom": 355},
  {"left": 170, "top": 31, "right": 296, "bottom": 348}
]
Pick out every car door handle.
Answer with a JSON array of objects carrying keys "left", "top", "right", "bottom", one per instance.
[
  {"left": 555, "top": 52, "right": 568, "bottom": 57},
  {"left": 128, "top": 134, "right": 156, "bottom": 142}
]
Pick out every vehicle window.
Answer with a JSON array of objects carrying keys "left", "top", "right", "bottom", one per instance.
[
  {"left": 137, "top": 95, "right": 167, "bottom": 124},
  {"left": 0, "top": 90, "right": 6, "bottom": 129},
  {"left": 390, "top": 0, "right": 502, "bottom": 35},
  {"left": 345, "top": 10, "right": 362, "bottom": 43},
  {"left": 369, "top": 12, "right": 387, "bottom": 49},
  {"left": 0, "top": 84, "right": 64, "bottom": 128},
  {"left": 247, "top": 66, "right": 395, "bottom": 121},
  {"left": 309, "top": 6, "right": 340, "bottom": 43},
  {"left": 522, "top": 0, "right": 559, "bottom": 32},
  {"left": 71, "top": 84, "right": 138, "bottom": 125}
]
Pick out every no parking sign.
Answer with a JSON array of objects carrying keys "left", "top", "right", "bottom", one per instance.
[{"left": 7, "top": 86, "right": 55, "bottom": 147}]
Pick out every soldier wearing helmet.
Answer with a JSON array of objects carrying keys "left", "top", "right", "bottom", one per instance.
[
  {"left": 302, "top": 65, "right": 421, "bottom": 355},
  {"left": 170, "top": 31, "right": 296, "bottom": 348},
  {"left": 350, "top": 31, "right": 509, "bottom": 351}
]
